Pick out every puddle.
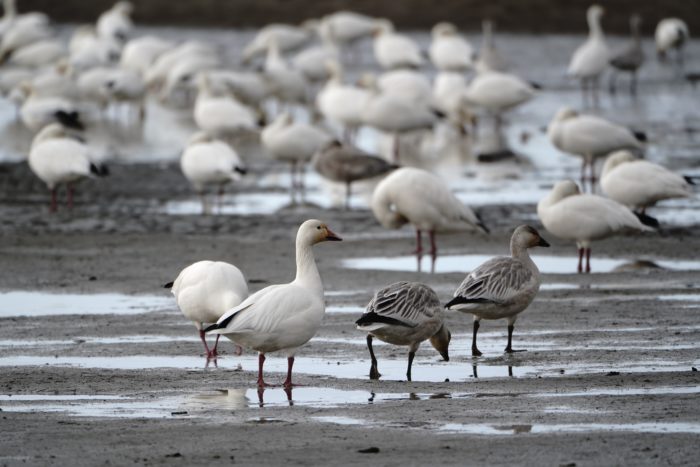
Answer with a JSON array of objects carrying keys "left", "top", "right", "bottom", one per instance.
[
  {"left": 164, "top": 190, "right": 332, "bottom": 216},
  {"left": 326, "top": 305, "right": 365, "bottom": 314},
  {"left": 341, "top": 255, "right": 700, "bottom": 274},
  {"left": 0, "top": 335, "right": 197, "bottom": 347},
  {"left": 0, "top": 394, "right": 125, "bottom": 401},
  {"left": 313, "top": 416, "right": 367, "bottom": 426},
  {"left": 0, "top": 292, "right": 173, "bottom": 317},
  {"left": 438, "top": 422, "right": 700, "bottom": 435},
  {"left": 533, "top": 386, "right": 700, "bottom": 398}
]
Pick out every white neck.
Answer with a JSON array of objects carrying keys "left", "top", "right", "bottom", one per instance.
[
  {"left": 293, "top": 237, "right": 323, "bottom": 296},
  {"left": 588, "top": 13, "right": 603, "bottom": 39}
]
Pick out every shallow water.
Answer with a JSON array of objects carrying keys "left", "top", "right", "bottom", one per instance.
[
  {"left": 438, "top": 422, "right": 700, "bottom": 435},
  {"left": 0, "top": 292, "right": 173, "bottom": 317}
]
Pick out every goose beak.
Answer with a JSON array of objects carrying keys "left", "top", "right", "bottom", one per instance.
[
  {"left": 538, "top": 237, "right": 550, "bottom": 247},
  {"left": 325, "top": 227, "right": 342, "bottom": 241}
]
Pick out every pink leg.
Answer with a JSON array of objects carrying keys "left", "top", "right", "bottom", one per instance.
[
  {"left": 577, "top": 248, "right": 584, "bottom": 274},
  {"left": 199, "top": 330, "right": 214, "bottom": 358},
  {"left": 211, "top": 334, "right": 221, "bottom": 357},
  {"left": 283, "top": 356, "right": 295, "bottom": 388},
  {"left": 50, "top": 188, "right": 57, "bottom": 213},
  {"left": 413, "top": 229, "right": 423, "bottom": 255},
  {"left": 67, "top": 184, "right": 75, "bottom": 209},
  {"left": 585, "top": 248, "right": 591, "bottom": 273},
  {"left": 257, "top": 353, "right": 269, "bottom": 387},
  {"left": 429, "top": 230, "right": 437, "bottom": 274}
]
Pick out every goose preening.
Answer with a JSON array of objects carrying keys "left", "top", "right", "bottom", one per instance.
[
  {"left": 445, "top": 225, "right": 549, "bottom": 356},
  {"left": 567, "top": 5, "right": 609, "bottom": 105},
  {"left": 311, "top": 140, "right": 397, "bottom": 209},
  {"left": 601, "top": 150, "right": 694, "bottom": 217},
  {"left": 180, "top": 132, "right": 247, "bottom": 214},
  {"left": 206, "top": 219, "right": 342, "bottom": 388},
  {"left": 372, "top": 20, "right": 423, "bottom": 70},
  {"left": 19, "top": 82, "right": 85, "bottom": 131},
  {"left": 475, "top": 20, "right": 507, "bottom": 73},
  {"left": 547, "top": 106, "right": 643, "bottom": 189},
  {"left": 261, "top": 112, "right": 332, "bottom": 205},
  {"left": 609, "top": 15, "right": 644, "bottom": 95},
  {"left": 655, "top": 18, "right": 689, "bottom": 65},
  {"left": 537, "top": 180, "right": 654, "bottom": 273},
  {"left": 28, "top": 123, "right": 106, "bottom": 211},
  {"left": 429, "top": 22, "right": 474, "bottom": 72},
  {"left": 166, "top": 261, "right": 248, "bottom": 359},
  {"left": 371, "top": 167, "right": 488, "bottom": 267},
  {"left": 356, "top": 281, "right": 450, "bottom": 381}
]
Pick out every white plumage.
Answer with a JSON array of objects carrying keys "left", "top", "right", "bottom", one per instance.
[
  {"left": 464, "top": 71, "right": 535, "bottom": 115},
  {"left": 193, "top": 74, "right": 258, "bottom": 138},
  {"left": 96, "top": 1, "right": 133, "bottom": 42},
  {"left": 655, "top": 18, "right": 689, "bottom": 62},
  {"left": 567, "top": 5, "right": 609, "bottom": 101},
  {"left": 318, "top": 11, "right": 378, "bottom": 46},
  {"left": 373, "top": 20, "right": 423, "bottom": 70},
  {"left": 241, "top": 23, "right": 313, "bottom": 64},
  {"left": 429, "top": 22, "right": 474, "bottom": 72},
  {"left": 316, "top": 61, "right": 370, "bottom": 139},
  {"left": 207, "top": 219, "right": 342, "bottom": 387}
]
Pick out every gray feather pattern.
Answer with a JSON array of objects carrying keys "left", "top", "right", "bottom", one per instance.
[
  {"left": 453, "top": 257, "right": 533, "bottom": 304},
  {"left": 366, "top": 281, "right": 441, "bottom": 326}
]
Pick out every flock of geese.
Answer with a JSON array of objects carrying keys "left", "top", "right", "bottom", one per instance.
[{"left": 2, "top": 1, "right": 696, "bottom": 385}]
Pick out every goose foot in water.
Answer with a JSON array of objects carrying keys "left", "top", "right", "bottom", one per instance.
[
  {"left": 367, "top": 335, "right": 381, "bottom": 379},
  {"left": 471, "top": 321, "right": 483, "bottom": 356},
  {"left": 504, "top": 325, "right": 526, "bottom": 353}
]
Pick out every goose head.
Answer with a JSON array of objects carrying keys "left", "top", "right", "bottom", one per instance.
[
  {"left": 298, "top": 219, "right": 342, "bottom": 246},
  {"left": 602, "top": 150, "right": 636, "bottom": 177},
  {"left": 511, "top": 224, "right": 550, "bottom": 251},
  {"left": 113, "top": 1, "right": 134, "bottom": 16},
  {"left": 587, "top": 5, "right": 604, "bottom": 23},
  {"left": 551, "top": 106, "right": 578, "bottom": 123},
  {"left": 429, "top": 324, "right": 451, "bottom": 361},
  {"left": 432, "top": 22, "right": 458, "bottom": 38},
  {"left": 372, "top": 19, "right": 394, "bottom": 37},
  {"left": 549, "top": 179, "right": 581, "bottom": 202}
]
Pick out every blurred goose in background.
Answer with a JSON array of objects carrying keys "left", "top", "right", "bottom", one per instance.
[
  {"left": 261, "top": 112, "right": 332, "bottom": 204},
  {"left": 159, "top": 52, "right": 221, "bottom": 105},
  {"left": 429, "top": 22, "right": 474, "bottom": 72},
  {"left": 180, "top": 132, "right": 247, "bottom": 214},
  {"left": 609, "top": 14, "right": 644, "bottom": 95},
  {"left": 263, "top": 37, "right": 308, "bottom": 111},
  {"left": 96, "top": 1, "right": 133, "bottom": 43},
  {"left": 206, "top": 219, "right": 342, "bottom": 388},
  {"left": 373, "top": 20, "right": 423, "bottom": 70},
  {"left": 19, "top": 82, "right": 84, "bottom": 131},
  {"left": 144, "top": 41, "right": 216, "bottom": 92},
  {"left": 432, "top": 72, "right": 473, "bottom": 130},
  {"left": 547, "top": 106, "right": 643, "bottom": 189},
  {"left": 655, "top": 18, "right": 689, "bottom": 67},
  {"left": 356, "top": 281, "right": 450, "bottom": 381},
  {"left": 463, "top": 71, "right": 536, "bottom": 130},
  {"left": 445, "top": 225, "right": 549, "bottom": 356},
  {"left": 537, "top": 180, "right": 654, "bottom": 273},
  {"left": 193, "top": 73, "right": 258, "bottom": 139},
  {"left": 0, "top": 0, "right": 49, "bottom": 37},
  {"left": 376, "top": 68, "right": 433, "bottom": 105},
  {"left": 601, "top": 150, "right": 695, "bottom": 218},
  {"left": 292, "top": 40, "right": 339, "bottom": 83},
  {"left": 166, "top": 260, "right": 248, "bottom": 359},
  {"left": 475, "top": 20, "right": 507, "bottom": 73},
  {"left": 241, "top": 22, "right": 315, "bottom": 65},
  {"left": 568, "top": 5, "right": 609, "bottom": 106},
  {"left": 0, "top": 10, "right": 51, "bottom": 61},
  {"left": 28, "top": 123, "right": 106, "bottom": 211},
  {"left": 371, "top": 167, "right": 488, "bottom": 269},
  {"left": 119, "top": 35, "right": 174, "bottom": 75},
  {"left": 311, "top": 140, "right": 397, "bottom": 209},
  {"left": 7, "top": 39, "right": 65, "bottom": 67},
  {"left": 318, "top": 11, "right": 379, "bottom": 48},
  {"left": 69, "top": 26, "right": 121, "bottom": 71}
]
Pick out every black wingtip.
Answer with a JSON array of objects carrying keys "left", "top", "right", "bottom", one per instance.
[
  {"left": 55, "top": 110, "right": 85, "bottom": 131},
  {"left": 632, "top": 130, "right": 647, "bottom": 143},
  {"left": 90, "top": 163, "right": 109, "bottom": 177},
  {"left": 203, "top": 323, "right": 220, "bottom": 333},
  {"left": 432, "top": 108, "right": 447, "bottom": 119},
  {"left": 355, "top": 312, "right": 414, "bottom": 328},
  {"left": 529, "top": 81, "right": 543, "bottom": 90},
  {"left": 163, "top": 281, "right": 174, "bottom": 289},
  {"left": 684, "top": 175, "right": 697, "bottom": 186},
  {"left": 234, "top": 166, "right": 247, "bottom": 175},
  {"left": 635, "top": 211, "right": 660, "bottom": 229},
  {"left": 444, "top": 296, "right": 467, "bottom": 309}
]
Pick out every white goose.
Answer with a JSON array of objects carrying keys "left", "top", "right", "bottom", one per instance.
[
  {"left": 166, "top": 261, "right": 248, "bottom": 359},
  {"left": 446, "top": 225, "right": 549, "bottom": 356},
  {"left": 263, "top": 38, "right": 307, "bottom": 108},
  {"left": 120, "top": 36, "right": 174, "bottom": 75},
  {"left": 373, "top": 20, "right": 423, "bottom": 70},
  {"left": 261, "top": 113, "right": 332, "bottom": 204},
  {"left": 601, "top": 150, "right": 694, "bottom": 214},
  {"left": 180, "top": 132, "right": 247, "bottom": 214},
  {"left": 96, "top": 1, "right": 133, "bottom": 42},
  {"left": 28, "top": 123, "right": 104, "bottom": 212},
  {"left": 655, "top": 18, "right": 689, "bottom": 65},
  {"left": 292, "top": 41, "right": 339, "bottom": 83},
  {"left": 318, "top": 11, "right": 379, "bottom": 47},
  {"left": 547, "top": 106, "right": 643, "bottom": 188},
  {"left": 429, "top": 22, "right": 474, "bottom": 72},
  {"left": 144, "top": 41, "right": 216, "bottom": 92},
  {"left": 241, "top": 22, "right": 314, "bottom": 64},
  {"left": 371, "top": 167, "right": 488, "bottom": 260},
  {"left": 356, "top": 281, "right": 450, "bottom": 381},
  {"left": 475, "top": 20, "right": 507, "bottom": 73},
  {"left": 463, "top": 71, "right": 536, "bottom": 128},
  {"left": 537, "top": 180, "right": 654, "bottom": 273},
  {"left": 567, "top": 5, "right": 609, "bottom": 104},
  {"left": 206, "top": 219, "right": 342, "bottom": 388},
  {"left": 0, "top": 13, "right": 51, "bottom": 60},
  {"left": 8, "top": 39, "right": 65, "bottom": 68},
  {"left": 377, "top": 69, "right": 432, "bottom": 105},
  {"left": 432, "top": 72, "right": 472, "bottom": 128},
  {"left": 194, "top": 73, "right": 258, "bottom": 139},
  {"left": 19, "top": 82, "right": 84, "bottom": 131}
]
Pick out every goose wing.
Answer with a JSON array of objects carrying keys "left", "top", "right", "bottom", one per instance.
[
  {"left": 357, "top": 281, "right": 440, "bottom": 328},
  {"left": 446, "top": 257, "right": 534, "bottom": 308}
]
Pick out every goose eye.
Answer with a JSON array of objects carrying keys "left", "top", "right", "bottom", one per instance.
[{"left": 316, "top": 226, "right": 321, "bottom": 230}]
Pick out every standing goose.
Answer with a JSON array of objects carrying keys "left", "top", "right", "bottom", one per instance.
[
  {"left": 601, "top": 150, "right": 694, "bottom": 216},
  {"left": 547, "top": 106, "right": 643, "bottom": 189},
  {"left": 180, "top": 132, "right": 247, "bottom": 214},
  {"left": 193, "top": 73, "right": 258, "bottom": 139},
  {"left": 28, "top": 123, "right": 106, "bottom": 212},
  {"left": 609, "top": 15, "right": 645, "bottom": 95},
  {"left": 356, "top": 281, "right": 450, "bottom": 381},
  {"left": 475, "top": 20, "right": 507, "bottom": 73},
  {"left": 445, "top": 225, "right": 549, "bottom": 356},
  {"left": 311, "top": 140, "right": 397, "bottom": 209},
  {"left": 537, "top": 180, "right": 654, "bottom": 273},
  {"left": 429, "top": 22, "right": 474, "bottom": 72},
  {"left": 316, "top": 60, "right": 371, "bottom": 142},
  {"left": 371, "top": 167, "right": 488, "bottom": 264},
  {"left": 372, "top": 20, "right": 423, "bottom": 70},
  {"left": 206, "top": 219, "right": 342, "bottom": 388},
  {"left": 568, "top": 5, "right": 609, "bottom": 105},
  {"left": 166, "top": 261, "right": 248, "bottom": 360},
  {"left": 463, "top": 70, "right": 536, "bottom": 130},
  {"left": 319, "top": 11, "right": 379, "bottom": 48},
  {"left": 655, "top": 18, "right": 689, "bottom": 66}
]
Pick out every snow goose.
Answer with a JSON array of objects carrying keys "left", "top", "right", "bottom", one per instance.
[
  {"left": 159, "top": 53, "right": 221, "bottom": 105},
  {"left": 475, "top": 20, "right": 507, "bottom": 73},
  {"left": 0, "top": 13, "right": 51, "bottom": 61},
  {"left": 206, "top": 219, "right": 342, "bottom": 388},
  {"left": 144, "top": 41, "right": 215, "bottom": 92},
  {"left": 315, "top": 60, "right": 370, "bottom": 141},
  {"left": 120, "top": 36, "right": 174, "bottom": 75},
  {"left": 371, "top": 167, "right": 488, "bottom": 263},
  {"left": 165, "top": 261, "right": 248, "bottom": 359},
  {"left": 601, "top": 150, "right": 694, "bottom": 217},
  {"left": 373, "top": 20, "right": 423, "bottom": 70},
  {"left": 429, "top": 22, "right": 474, "bottom": 72},
  {"left": 463, "top": 71, "right": 536, "bottom": 130},
  {"left": 205, "top": 69, "right": 271, "bottom": 109},
  {"left": 96, "top": 1, "right": 133, "bottom": 43},
  {"left": 69, "top": 27, "right": 121, "bottom": 71},
  {"left": 241, "top": 22, "right": 315, "bottom": 64},
  {"left": 19, "top": 82, "right": 84, "bottom": 131},
  {"left": 537, "top": 179, "right": 654, "bottom": 273},
  {"left": 432, "top": 72, "right": 473, "bottom": 129},
  {"left": 292, "top": 41, "right": 339, "bottom": 83},
  {"left": 319, "top": 11, "right": 379, "bottom": 47},
  {"left": 377, "top": 69, "right": 432, "bottom": 105},
  {"left": 28, "top": 123, "right": 105, "bottom": 211},
  {"left": 193, "top": 73, "right": 258, "bottom": 139},
  {"left": 7, "top": 39, "right": 65, "bottom": 68},
  {"left": 180, "top": 132, "right": 247, "bottom": 214},
  {"left": 568, "top": 5, "right": 609, "bottom": 105},
  {"left": 609, "top": 15, "right": 644, "bottom": 95},
  {"left": 547, "top": 106, "right": 643, "bottom": 189},
  {"left": 263, "top": 38, "right": 307, "bottom": 109},
  {"left": 356, "top": 281, "right": 450, "bottom": 381},
  {"left": 311, "top": 140, "right": 397, "bottom": 209},
  {"left": 261, "top": 112, "right": 332, "bottom": 204},
  {"left": 445, "top": 225, "right": 549, "bottom": 356},
  {"left": 655, "top": 18, "right": 689, "bottom": 66}
]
